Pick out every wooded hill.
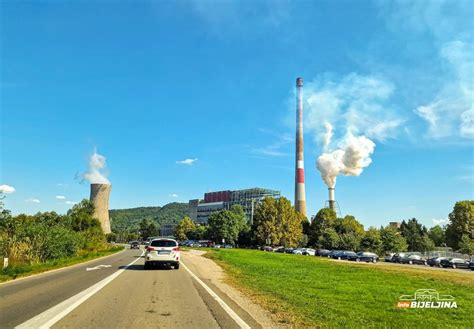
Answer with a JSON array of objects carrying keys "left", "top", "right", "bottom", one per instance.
[{"left": 109, "top": 202, "right": 188, "bottom": 233}]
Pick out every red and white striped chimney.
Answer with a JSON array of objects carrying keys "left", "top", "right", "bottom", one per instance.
[{"left": 295, "top": 77, "right": 307, "bottom": 217}]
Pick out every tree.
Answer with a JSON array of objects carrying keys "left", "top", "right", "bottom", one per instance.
[
  {"left": 207, "top": 205, "right": 246, "bottom": 245},
  {"left": 336, "top": 215, "right": 365, "bottom": 236},
  {"left": 252, "top": 197, "right": 304, "bottom": 247},
  {"left": 309, "top": 208, "right": 337, "bottom": 246},
  {"left": 360, "top": 227, "right": 382, "bottom": 253},
  {"left": 445, "top": 200, "right": 474, "bottom": 250},
  {"left": 458, "top": 235, "right": 474, "bottom": 254},
  {"left": 139, "top": 219, "right": 158, "bottom": 240},
  {"left": 400, "top": 218, "right": 434, "bottom": 252},
  {"left": 318, "top": 228, "right": 340, "bottom": 250},
  {"left": 428, "top": 225, "right": 445, "bottom": 247},
  {"left": 380, "top": 226, "right": 407, "bottom": 253},
  {"left": 175, "top": 216, "right": 196, "bottom": 240}
]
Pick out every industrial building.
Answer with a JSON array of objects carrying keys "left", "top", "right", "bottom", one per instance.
[{"left": 189, "top": 188, "right": 281, "bottom": 224}]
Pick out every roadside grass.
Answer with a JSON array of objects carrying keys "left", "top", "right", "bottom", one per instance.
[
  {"left": 206, "top": 249, "right": 474, "bottom": 329},
  {"left": 0, "top": 245, "right": 124, "bottom": 283}
]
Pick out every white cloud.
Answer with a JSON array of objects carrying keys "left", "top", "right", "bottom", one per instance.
[
  {"left": 25, "top": 198, "right": 40, "bottom": 203},
  {"left": 432, "top": 218, "right": 449, "bottom": 226},
  {"left": 65, "top": 201, "right": 77, "bottom": 205},
  {"left": 56, "top": 195, "right": 66, "bottom": 200},
  {"left": 176, "top": 158, "right": 198, "bottom": 165},
  {"left": 414, "top": 40, "right": 474, "bottom": 139},
  {"left": 170, "top": 193, "right": 179, "bottom": 198},
  {"left": 304, "top": 73, "right": 403, "bottom": 145},
  {"left": 0, "top": 184, "right": 16, "bottom": 194}
]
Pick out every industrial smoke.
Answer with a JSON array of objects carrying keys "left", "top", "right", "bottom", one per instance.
[
  {"left": 84, "top": 149, "right": 112, "bottom": 234},
  {"left": 84, "top": 150, "right": 110, "bottom": 184},
  {"left": 316, "top": 129, "right": 375, "bottom": 189}
]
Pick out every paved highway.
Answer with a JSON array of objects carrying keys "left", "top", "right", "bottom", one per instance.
[{"left": 0, "top": 249, "right": 260, "bottom": 329}]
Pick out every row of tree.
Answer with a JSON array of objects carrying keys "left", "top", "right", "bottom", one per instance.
[
  {"left": 174, "top": 198, "right": 473, "bottom": 254},
  {"left": 0, "top": 199, "right": 108, "bottom": 264}
]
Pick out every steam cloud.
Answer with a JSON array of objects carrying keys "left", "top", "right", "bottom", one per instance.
[
  {"left": 83, "top": 150, "right": 110, "bottom": 184},
  {"left": 316, "top": 132, "right": 375, "bottom": 188}
]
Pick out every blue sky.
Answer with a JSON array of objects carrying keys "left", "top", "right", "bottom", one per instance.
[{"left": 1, "top": 0, "right": 473, "bottom": 228}]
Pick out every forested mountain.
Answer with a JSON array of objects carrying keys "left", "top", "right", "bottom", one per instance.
[{"left": 110, "top": 202, "right": 188, "bottom": 233}]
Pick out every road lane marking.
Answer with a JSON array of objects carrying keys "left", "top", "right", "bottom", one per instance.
[
  {"left": 86, "top": 264, "right": 112, "bottom": 271},
  {"left": 181, "top": 262, "right": 251, "bottom": 329},
  {"left": 16, "top": 251, "right": 144, "bottom": 329}
]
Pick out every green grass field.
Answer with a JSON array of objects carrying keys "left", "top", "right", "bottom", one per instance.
[
  {"left": 0, "top": 245, "right": 124, "bottom": 283},
  {"left": 206, "top": 249, "right": 474, "bottom": 328}
]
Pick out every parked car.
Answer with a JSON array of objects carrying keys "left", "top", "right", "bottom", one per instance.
[
  {"left": 401, "top": 254, "right": 427, "bottom": 265},
  {"left": 316, "top": 249, "right": 331, "bottom": 257},
  {"left": 262, "top": 246, "right": 274, "bottom": 252},
  {"left": 302, "top": 248, "right": 316, "bottom": 256},
  {"left": 144, "top": 238, "right": 180, "bottom": 270},
  {"left": 273, "top": 246, "right": 285, "bottom": 253},
  {"left": 391, "top": 252, "right": 408, "bottom": 263},
  {"left": 129, "top": 241, "right": 140, "bottom": 249},
  {"left": 327, "top": 250, "right": 342, "bottom": 258},
  {"left": 284, "top": 248, "right": 295, "bottom": 254},
  {"left": 331, "top": 251, "right": 357, "bottom": 260},
  {"left": 348, "top": 252, "right": 379, "bottom": 263},
  {"left": 384, "top": 253, "right": 395, "bottom": 262},
  {"left": 292, "top": 248, "right": 304, "bottom": 255},
  {"left": 469, "top": 259, "right": 474, "bottom": 271},
  {"left": 427, "top": 257, "right": 446, "bottom": 267},
  {"left": 440, "top": 258, "right": 470, "bottom": 269}
]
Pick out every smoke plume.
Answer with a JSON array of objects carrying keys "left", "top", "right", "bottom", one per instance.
[
  {"left": 316, "top": 133, "right": 375, "bottom": 188},
  {"left": 83, "top": 150, "right": 110, "bottom": 184},
  {"left": 322, "top": 122, "right": 333, "bottom": 151}
]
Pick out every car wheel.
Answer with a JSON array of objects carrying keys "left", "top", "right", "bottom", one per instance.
[
  {"left": 452, "top": 264, "right": 456, "bottom": 269},
  {"left": 409, "top": 260, "right": 413, "bottom": 265},
  {"left": 372, "top": 259, "right": 377, "bottom": 263},
  {"left": 338, "top": 257, "right": 341, "bottom": 260},
  {"left": 424, "top": 261, "right": 428, "bottom": 266},
  {"left": 174, "top": 263, "right": 180, "bottom": 270},
  {"left": 356, "top": 258, "right": 360, "bottom": 262},
  {"left": 144, "top": 263, "right": 150, "bottom": 270}
]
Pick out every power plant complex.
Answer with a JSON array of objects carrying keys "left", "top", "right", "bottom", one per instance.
[
  {"left": 294, "top": 78, "right": 307, "bottom": 217},
  {"left": 90, "top": 183, "right": 112, "bottom": 234}
]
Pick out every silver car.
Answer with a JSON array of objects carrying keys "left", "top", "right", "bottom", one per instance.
[{"left": 144, "top": 238, "right": 180, "bottom": 270}]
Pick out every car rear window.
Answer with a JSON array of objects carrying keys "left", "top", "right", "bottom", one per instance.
[{"left": 150, "top": 240, "right": 177, "bottom": 247}]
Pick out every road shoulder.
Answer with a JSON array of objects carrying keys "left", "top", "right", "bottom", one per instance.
[{"left": 182, "top": 250, "right": 284, "bottom": 329}]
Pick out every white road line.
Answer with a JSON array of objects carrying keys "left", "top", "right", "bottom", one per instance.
[
  {"left": 86, "top": 264, "right": 112, "bottom": 271},
  {"left": 181, "top": 262, "right": 251, "bottom": 329},
  {"left": 16, "top": 251, "right": 145, "bottom": 329}
]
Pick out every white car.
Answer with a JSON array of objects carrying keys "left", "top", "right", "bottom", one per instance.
[{"left": 144, "top": 238, "right": 180, "bottom": 270}]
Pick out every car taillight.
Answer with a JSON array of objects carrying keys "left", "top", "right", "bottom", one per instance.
[
  {"left": 172, "top": 247, "right": 180, "bottom": 252},
  {"left": 146, "top": 246, "right": 155, "bottom": 252}
]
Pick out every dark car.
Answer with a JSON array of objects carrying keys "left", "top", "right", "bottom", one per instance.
[
  {"left": 391, "top": 252, "right": 408, "bottom": 263},
  {"left": 130, "top": 241, "right": 140, "bottom": 249},
  {"left": 284, "top": 248, "right": 295, "bottom": 254},
  {"left": 327, "top": 250, "right": 342, "bottom": 258},
  {"left": 401, "top": 254, "right": 427, "bottom": 265},
  {"left": 469, "top": 260, "right": 474, "bottom": 271},
  {"left": 331, "top": 251, "right": 357, "bottom": 260},
  {"left": 440, "top": 258, "right": 470, "bottom": 269},
  {"left": 316, "top": 249, "right": 331, "bottom": 257},
  {"left": 427, "top": 257, "right": 446, "bottom": 267},
  {"left": 348, "top": 252, "right": 379, "bottom": 263}
]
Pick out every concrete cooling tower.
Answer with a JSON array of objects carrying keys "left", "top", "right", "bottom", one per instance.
[{"left": 90, "top": 183, "right": 112, "bottom": 234}]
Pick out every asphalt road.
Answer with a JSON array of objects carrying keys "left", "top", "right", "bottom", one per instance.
[{"left": 0, "top": 249, "right": 259, "bottom": 329}]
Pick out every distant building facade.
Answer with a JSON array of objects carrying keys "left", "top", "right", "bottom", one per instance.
[{"left": 189, "top": 188, "right": 281, "bottom": 224}]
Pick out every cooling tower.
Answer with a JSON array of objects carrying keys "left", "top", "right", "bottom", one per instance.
[
  {"left": 295, "top": 77, "right": 307, "bottom": 217},
  {"left": 90, "top": 184, "right": 112, "bottom": 234},
  {"left": 328, "top": 187, "right": 336, "bottom": 212}
]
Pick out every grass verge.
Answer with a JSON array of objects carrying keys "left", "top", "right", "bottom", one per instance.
[
  {"left": 206, "top": 249, "right": 474, "bottom": 328},
  {"left": 0, "top": 245, "right": 124, "bottom": 283}
]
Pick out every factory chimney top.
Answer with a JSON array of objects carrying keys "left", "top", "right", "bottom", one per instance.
[{"left": 296, "top": 77, "right": 303, "bottom": 87}]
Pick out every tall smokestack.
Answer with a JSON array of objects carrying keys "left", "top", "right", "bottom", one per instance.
[
  {"left": 295, "top": 77, "right": 307, "bottom": 217},
  {"left": 328, "top": 187, "right": 336, "bottom": 212},
  {"left": 90, "top": 184, "right": 112, "bottom": 234}
]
